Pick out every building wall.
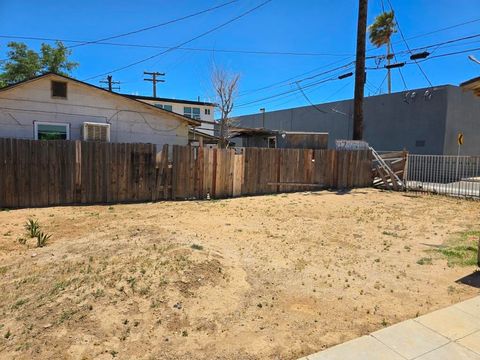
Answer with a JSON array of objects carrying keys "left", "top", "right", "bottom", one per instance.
[
  {"left": 443, "top": 86, "right": 480, "bottom": 155},
  {"left": 137, "top": 98, "right": 215, "bottom": 135},
  {"left": 234, "top": 85, "right": 459, "bottom": 154},
  {"left": 277, "top": 133, "right": 328, "bottom": 149},
  {"left": 0, "top": 75, "right": 190, "bottom": 149}
]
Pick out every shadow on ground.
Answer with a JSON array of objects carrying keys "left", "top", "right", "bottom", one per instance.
[{"left": 456, "top": 270, "right": 480, "bottom": 288}]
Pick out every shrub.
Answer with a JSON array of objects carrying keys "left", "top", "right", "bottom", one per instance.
[
  {"left": 36, "top": 232, "right": 51, "bottom": 248},
  {"left": 25, "top": 219, "right": 40, "bottom": 238}
]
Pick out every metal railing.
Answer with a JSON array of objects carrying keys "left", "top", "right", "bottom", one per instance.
[{"left": 405, "top": 154, "right": 480, "bottom": 199}]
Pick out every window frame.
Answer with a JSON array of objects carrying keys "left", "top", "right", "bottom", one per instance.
[
  {"left": 267, "top": 136, "right": 277, "bottom": 149},
  {"left": 183, "top": 106, "right": 201, "bottom": 120},
  {"left": 34, "top": 121, "right": 71, "bottom": 140},
  {"left": 51, "top": 80, "right": 68, "bottom": 99}
]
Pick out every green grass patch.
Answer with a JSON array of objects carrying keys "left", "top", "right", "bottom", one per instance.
[{"left": 434, "top": 230, "right": 479, "bottom": 267}]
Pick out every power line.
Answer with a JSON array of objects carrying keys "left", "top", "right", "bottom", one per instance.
[
  {"left": 389, "top": 42, "right": 408, "bottom": 90},
  {"left": 421, "top": 46, "right": 480, "bottom": 60},
  {"left": 295, "top": 82, "right": 328, "bottom": 113},
  {"left": 404, "top": 17, "right": 480, "bottom": 42},
  {"left": 238, "top": 57, "right": 353, "bottom": 97},
  {"left": 366, "top": 33, "right": 480, "bottom": 59},
  {"left": 294, "top": 62, "right": 355, "bottom": 84},
  {"left": 386, "top": 0, "right": 434, "bottom": 88},
  {"left": 68, "top": 0, "right": 238, "bottom": 49},
  {"left": 82, "top": 0, "right": 273, "bottom": 81},
  {"left": 0, "top": 34, "right": 352, "bottom": 57},
  {"left": 237, "top": 73, "right": 344, "bottom": 108}
]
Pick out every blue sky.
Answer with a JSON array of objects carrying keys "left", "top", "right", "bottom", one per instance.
[{"left": 1, "top": 0, "right": 479, "bottom": 116}]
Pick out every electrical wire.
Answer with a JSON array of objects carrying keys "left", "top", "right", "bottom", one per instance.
[
  {"left": 0, "top": 34, "right": 351, "bottom": 57},
  {"left": 82, "top": 0, "right": 273, "bottom": 81},
  {"left": 389, "top": 42, "right": 408, "bottom": 90},
  {"left": 238, "top": 57, "right": 353, "bottom": 97},
  {"left": 385, "top": 0, "right": 433, "bottom": 88},
  {"left": 236, "top": 73, "right": 345, "bottom": 108},
  {"left": 68, "top": 0, "right": 238, "bottom": 49},
  {"left": 295, "top": 82, "right": 328, "bottom": 113}
]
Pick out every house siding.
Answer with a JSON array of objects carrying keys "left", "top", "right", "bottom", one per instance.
[
  {"left": 135, "top": 98, "right": 215, "bottom": 135},
  {"left": 0, "top": 75, "right": 190, "bottom": 149}
]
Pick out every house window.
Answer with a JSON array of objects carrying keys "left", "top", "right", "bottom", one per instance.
[
  {"left": 184, "top": 107, "right": 201, "bottom": 120},
  {"left": 51, "top": 81, "right": 67, "bottom": 98},
  {"left": 415, "top": 140, "right": 425, "bottom": 147},
  {"left": 34, "top": 122, "right": 70, "bottom": 140},
  {"left": 205, "top": 108, "right": 211, "bottom": 115},
  {"left": 268, "top": 136, "right": 277, "bottom": 148},
  {"left": 154, "top": 104, "right": 173, "bottom": 112}
]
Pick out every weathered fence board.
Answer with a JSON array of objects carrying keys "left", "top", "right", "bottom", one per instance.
[
  {"left": 0, "top": 138, "right": 373, "bottom": 208},
  {"left": 0, "top": 139, "right": 158, "bottom": 208}
]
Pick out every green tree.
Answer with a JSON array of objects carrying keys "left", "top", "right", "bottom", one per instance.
[
  {"left": 368, "top": 11, "right": 396, "bottom": 94},
  {"left": 0, "top": 41, "right": 78, "bottom": 87},
  {"left": 40, "top": 41, "right": 78, "bottom": 74}
]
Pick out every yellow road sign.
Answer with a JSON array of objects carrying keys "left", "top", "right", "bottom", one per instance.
[{"left": 458, "top": 132, "right": 464, "bottom": 145}]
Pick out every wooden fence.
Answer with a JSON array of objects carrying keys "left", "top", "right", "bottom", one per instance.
[{"left": 0, "top": 138, "right": 373, "bottom": 208}]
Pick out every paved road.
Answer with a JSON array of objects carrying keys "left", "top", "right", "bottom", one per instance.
[{"left": 300, "top": 296, "right": 480, "bottom": 360}]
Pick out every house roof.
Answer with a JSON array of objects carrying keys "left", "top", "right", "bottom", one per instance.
[
  {"left": 228, "top": 127, "right": 276, "bottom": 137},
  {"left": 189, "top": 128, "right": 220, "bottom": 141},
  {"left": 460, "top": 76, "right": 480, "bottom": 97},
  {"left": 123, "top": 94, "right": 216, "bottom": 107},
  {"left": 0, "top": 72, "right": 202, "bottom": 126}
]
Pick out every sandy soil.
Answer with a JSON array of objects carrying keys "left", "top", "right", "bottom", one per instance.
[{"left": 0, "top": 189, "right": 479, "bottom": 360}]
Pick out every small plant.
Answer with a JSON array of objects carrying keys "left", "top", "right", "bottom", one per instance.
[
  {"left": 417, "top": 257, "right": 432, "bottom": 265},
  {"left": 17, "top": 237, "right": 27, "bottom": 245},
  {"left": 36, "top": 232, "right": 51, "bottom": 248},
  {"left": 4, "top": 329, "right": 11, "bottom": 339},
  {"left": 25, "top": 219, "right": 40, "bottom": 238},
  {"left": 191, "top": 244, "right": 204, "bottom": 251}
]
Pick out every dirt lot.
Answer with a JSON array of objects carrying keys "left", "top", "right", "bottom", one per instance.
[{"left": 0, "top": 189, "right": 479, "bottom": 360}]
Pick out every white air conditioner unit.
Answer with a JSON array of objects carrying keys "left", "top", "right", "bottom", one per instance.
[{"left": 82, "top": 122, "right": 110, "bottom": 142}]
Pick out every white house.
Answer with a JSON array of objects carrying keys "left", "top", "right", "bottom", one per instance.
[
  {"left": 125, "top": 94, "right": 216, "bottom": 135},
  {"left": 0, "top": 73, "right": 200, "bottom": 150}
]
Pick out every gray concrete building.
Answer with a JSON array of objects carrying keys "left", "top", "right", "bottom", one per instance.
[{"left": 233, "top": 85, "right": 480, "bottom": 155}]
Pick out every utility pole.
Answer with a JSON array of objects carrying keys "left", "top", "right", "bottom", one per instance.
[
  {"left": 99, "top": 75, "right": 120, "bottom": 92},
  {"left": 143, "top": 71, "right": 165, "bottom": 98},
  {"left": 353, "top": 0, "right": 368, "bottom": 140}
]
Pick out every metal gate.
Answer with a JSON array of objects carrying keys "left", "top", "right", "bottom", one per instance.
[{"left": 405, "top": 154, "right": 480, "bottom": 199}]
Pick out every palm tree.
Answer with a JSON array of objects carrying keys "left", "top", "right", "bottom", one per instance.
[{"left": 369, "top": 11, "right": 396, "bottom": 94}]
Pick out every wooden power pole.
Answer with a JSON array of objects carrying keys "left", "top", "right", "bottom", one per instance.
[
  {"left": 353, "top": 0, "right": 368, "bottom": 140},
  {"left": 143, "top": 71, "right": 165, "bottom": 98},
  {"left": 99, "top": 75, "right": 120, "bottom": 92}
]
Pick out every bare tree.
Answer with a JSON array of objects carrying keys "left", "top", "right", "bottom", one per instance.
[{"left": 212, "top": 66, "right": 240, "bottom": 148}]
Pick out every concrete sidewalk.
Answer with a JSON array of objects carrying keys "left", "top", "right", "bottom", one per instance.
[{"left": 300, "top": 296, "right": 480, "bottom": 360}]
